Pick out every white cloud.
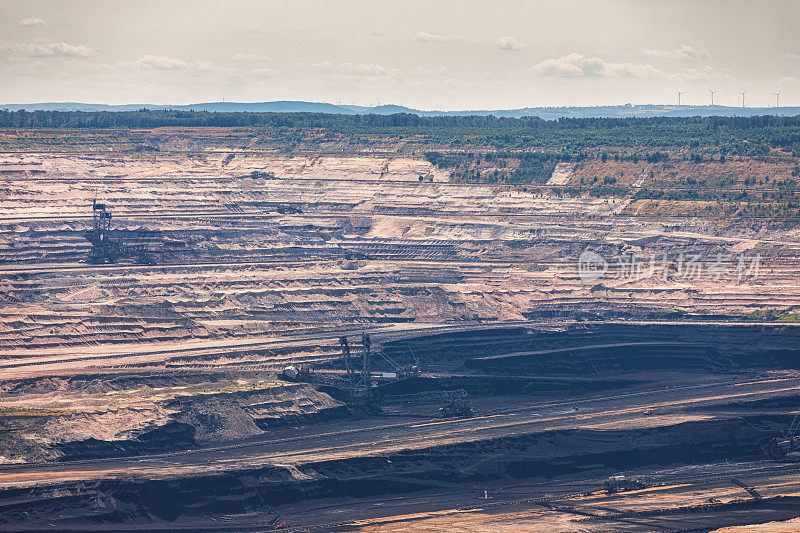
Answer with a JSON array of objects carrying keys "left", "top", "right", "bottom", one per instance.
[
  {"left": 677, "top": 45, "right": 708, "bottom": 59},
  {"left": 19, "top": 17, "right": 46, "bottom": 27},
  {"left": 124, "top": 55, "right": 223, "bottom": 74},
  {"left": 0, "top": 40, "right": 91, "bottom": 57},
  {"left": 785, "top": 53, "right": 800, "bottom": 60},
  {"left": 532, "top": 53, "right": 662, "bottom": 79},
  {"left": 194, "top": 60, "right": 215, "bottom": 72},
  {"left": 252, "top": 68, "right": 276, "bottom": 77},
  {"left": 234, "top": 53, "right": 270, "bottom": 61},
  {"left": 135, "top": 54, "right": 188, "bottom": 70},
  {"left": 669, "top": 65, "right": 731, "bottom": 83},
  {"left": 642, "top": 45, "right": 708, "bottom": 60},
  {"left": 312, "top": 61, "right": 398, "bottom": 77},
  {"left": 497, "top": 36, "right": 523, "bottom": 51},
  {"left": 781, "top": 76, "right": 800, "bottom": 86},
  {"left": 415, "top": 66, "right": 447, "bottom": 76},
  {"left": 28, "top": 42, "right": 91, "bottom": 57},
  {"left": 414, "top": 32, "right": 458, "bottom": 43}
]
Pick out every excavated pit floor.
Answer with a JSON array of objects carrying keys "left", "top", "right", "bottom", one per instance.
[
  {"left": 3, "top": 151, "right": 800, "bottom": 531},
  {"left": 2, "top": 363, "right": 800, "bottom": 531}
]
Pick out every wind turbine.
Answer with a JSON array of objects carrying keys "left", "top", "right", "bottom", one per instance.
[
  {"left": 740, "top": 90, "right": 747, "bottom": 108},
  {"left": 775, "top": 92, "right": 781, "bottom": 108},
  {"left": 676, "top": 90, "right": 684, "bottom": 106},
  {"left": 708, "top": 89, "right": 717, "bottom": 106}
]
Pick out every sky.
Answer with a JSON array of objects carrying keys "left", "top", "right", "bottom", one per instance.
[{"left": 1, "top": 0, "right": 799, "bottom": 110}]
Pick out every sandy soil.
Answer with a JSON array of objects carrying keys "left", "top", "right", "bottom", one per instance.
[
  {"left": 1, "top": 151, "right": 799, "bottom": 377},
  {"left": 2, "top": 147, "right": 800, "bottom": 531}
]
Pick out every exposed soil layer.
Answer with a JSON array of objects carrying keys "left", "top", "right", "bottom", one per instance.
[
  {"left": 382, "top": 323, "right": 800, "bottom": 373},
  {"left": 0, "top": 416, "right": 787, "bottom": 531},
  {"left": 1, "top": 362, "right": 800, "bottom": 531},
  {"left": 2, "top": 147, "right": 800, "bottom": 531},
  {"left": 2, "top": 152, "right": 800, "bottom": 377},
  {"left": 3, "top": 322, "right": 798, "bottom": 467},
  {"left": 0, "top": 372, "right": 347, "bottom": 463}
]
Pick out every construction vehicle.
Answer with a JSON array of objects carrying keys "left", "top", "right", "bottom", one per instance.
[
  {"left": 338, "top": 334, "right": 470, "bottom": 416},
  {"left": 382, "top": 389, "right": 473, "bottom": 417},
  {"left": 276, "top": 203, "right": 302, "bottom": 214},
  {"left": 603, "top": 475, "right": 647, "bottom": 493},
  {"left": 438, "top": 394, "right": 473, "bottom": 418},
  {"left": 338, "top": 333, "right": 423, "bottom": 406},
  {"left": 339, "top": 334, "right": 374, "bottom": 405},
  {"left": 281, "top": 365, "right": 311, "bottom": 381},
  {"left": 85, "top": 199, "right": 116, "bottom": 263},
  {"left": 268, "top": 514, "right": 287, "bottom": 529},
  {"left": 84, "top": 200, "right": 158, "bottom": 264},
  {"left": 248, "top": 170, "right": 276, "bottom": 179},
  {"left": 341, "top": 247, "right": 369, "bottom": 261},
  {"left": 766, "top": 411, "right": 800, "bottom": 460}
]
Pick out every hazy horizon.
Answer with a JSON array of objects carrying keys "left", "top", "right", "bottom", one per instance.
[{"left": 3, "top": 99, "right": 800, "bottom": 112}]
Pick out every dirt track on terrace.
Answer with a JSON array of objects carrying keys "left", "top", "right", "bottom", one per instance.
[
  {"left": 3, "top": 149, "right": 800, "bottom": 531},
  {"left": 2, "top": 151, "right": 800, "bottom": 376}
]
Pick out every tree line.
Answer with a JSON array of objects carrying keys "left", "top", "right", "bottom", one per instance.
[{"left": 2, "top": 110, "right": 800, "bottom": 155}]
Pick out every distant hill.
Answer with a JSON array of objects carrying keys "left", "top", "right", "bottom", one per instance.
[
  {"left": 0, "top": 101, "right": 358, "bottom": 114},
  {"left": 2, "top": 100, "right": 799, "bottom": 119}
]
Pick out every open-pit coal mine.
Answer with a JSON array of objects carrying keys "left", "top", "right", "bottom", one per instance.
[{"left": 3, "top": 120, "right": 800, "bottom": 532}]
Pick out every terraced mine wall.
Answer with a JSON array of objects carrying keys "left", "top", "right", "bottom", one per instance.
[
  {"left": 55, "top": 421, "right": 196, "bottom": 460},
  {"left": 0, "top": 416, "right": 784, "bottom": 529},
  {"left": 382, "top": 323, "right": 800, "bottom": 374},
  {"left": 3, "top": 149, "right": 800, "bottom": 362},
  {"left": 3, "top": 323, "right": 799, "bottom": 466},
  {"left": 0, "top": 373, "right": 349, "bottom": 463}
]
